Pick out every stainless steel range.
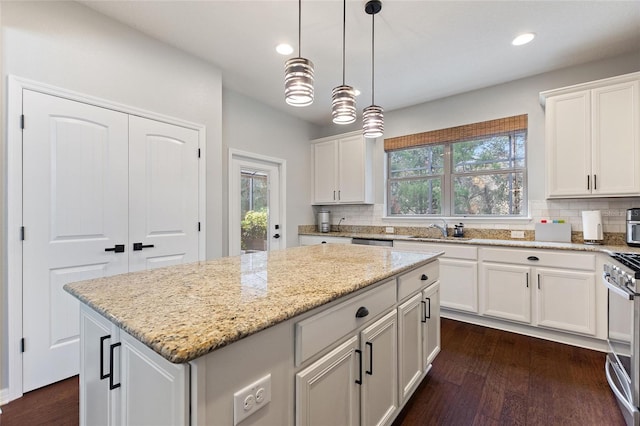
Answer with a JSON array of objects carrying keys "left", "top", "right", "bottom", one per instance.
[{"left": 604, "top": 251, "right": 640, "bottom": 425}]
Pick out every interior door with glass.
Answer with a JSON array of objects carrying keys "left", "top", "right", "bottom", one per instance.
[{"left": 229, "top": 154, "right": 283, "bottom": 255}]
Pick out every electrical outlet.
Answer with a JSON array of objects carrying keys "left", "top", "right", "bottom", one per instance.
[
  {"left": 233, "top": 374, "right": 271, "bottom": 425},
  {"left": 385, "top": 226, "right": 395, "bottom": 234},
  {"left": 511, "top": 230, "right": 525, "bottom": 239}
]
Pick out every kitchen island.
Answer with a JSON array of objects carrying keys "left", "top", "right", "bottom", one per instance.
[{"left": 65, "top": 243, "right": 442, "bottom": 426}]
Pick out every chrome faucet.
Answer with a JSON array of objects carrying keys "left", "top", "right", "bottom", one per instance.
[{"left": 428, "top": 219, "right": 448, "bottom": 237}]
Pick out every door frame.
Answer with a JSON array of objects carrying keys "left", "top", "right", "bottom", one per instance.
[
  {"left": 228, "top": 149, "right": 287, "bottom": 256},
  {"left": 5, "top": 75, "right": 207, "bottom": 402}
]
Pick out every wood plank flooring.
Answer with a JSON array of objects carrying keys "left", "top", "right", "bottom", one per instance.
[{"left": 0, "top": 319, "right": 625, "bottom": 425}]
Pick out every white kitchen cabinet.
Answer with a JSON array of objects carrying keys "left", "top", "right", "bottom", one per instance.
[
  {"left": 536, "top": 268, "right": 596, "bottom": 335},
  {"left": 296, "top": 310, "right": 398, "bottom": 426},
  {"left": 298, "top": 235, "right": 352, "bottom": 246},
  {"left": 480, "top": 263, "right": 532, "bottom": 324},
  {"left": 397, "top": 292, "right": 423, "bottom": 401},
  {"left": 311, "top": 132, "right": 374, "bottom": 205},
  {"left": 423, "top": 281, "right": 441, "bottom": 367},
  {"left": 79, "top": 305, "right": 189, "bottom": 426},
  {"left": 394, "top": 241, "right": 478, "bottom": 314},
  {"left": 542, "top": 72, "right": 640, "bottom": 198},
  {"left": 480, "top": 247, "right": 598, "bottom": 337}
]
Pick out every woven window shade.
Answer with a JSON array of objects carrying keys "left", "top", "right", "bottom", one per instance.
[{"left": 384, "top": 114, "right": 527, "bottom": 152}]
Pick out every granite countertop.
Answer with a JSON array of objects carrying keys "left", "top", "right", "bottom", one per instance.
[
  {"left": 64, "top": 244, "right": 440, "bottom": 364},
  {"left": 300, "top": 231, "right": 640, "bottom": 254}
]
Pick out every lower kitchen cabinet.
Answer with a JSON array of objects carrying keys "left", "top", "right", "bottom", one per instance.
[
  {"left": 80, "top": 305, "right": 188, "bottom": 426},
  {"left": 479, "top": 247, "right": 598, "bottom": 337},
  {"left": 480, "top": 263, "right": 532, "bottom": 324},
  {"left": 298, "top": 235, "right": 352, "bottom": 245},
  {"left": 296, "top": 310, "right": 398, "bottom": 426},
  {"left": 398, "top": 280, "right": 441, "bottom": 402}
]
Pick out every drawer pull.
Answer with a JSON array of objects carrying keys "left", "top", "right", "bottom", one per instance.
[
  {"left": 421, "top": 274, "right": 429, "bottom": 281},
  {"left": 527, "top": 256, "right": 539, "bottom": 261},
  {"left": 355, "top": 306, "right": 369, "bottom": 318},
  {"left": 355, "top": 349, "right": 363, "bottom": 385}
]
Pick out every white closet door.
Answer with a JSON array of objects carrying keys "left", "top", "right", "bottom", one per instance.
[
  {"left": 128, "top": 116, "right": 200, "bottom": 272},
  {"left": 22, "top": 90, "right": 129, "bottom": 392}
]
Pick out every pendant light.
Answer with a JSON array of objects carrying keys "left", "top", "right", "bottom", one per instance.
[
  {"left": 331, "top": 0, "right": 356, "bottom": 124},
  {"left": 285, "top": 0, "right": 314, "bottom": 107},
  {"left": 363, "top": 0, "right": 384, "bottom": 138}
]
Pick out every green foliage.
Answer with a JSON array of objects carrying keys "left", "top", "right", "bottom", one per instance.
[{"left": 241, "top": 209, "right": 268, "bottom": 240}]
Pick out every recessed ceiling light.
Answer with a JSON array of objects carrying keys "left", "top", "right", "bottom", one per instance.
[
  {"left": 512, "top": 33, "right": 535, "bottom": 46},
  {"left": 276, "top": 43, "right": 294, "bottom": 55}
]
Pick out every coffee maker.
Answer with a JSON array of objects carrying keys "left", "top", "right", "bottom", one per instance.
[{"left": 316, "top": 210, "right": 330, "bottom": 233}]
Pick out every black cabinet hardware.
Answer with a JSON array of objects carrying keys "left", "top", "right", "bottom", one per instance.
[
  {"left": 273, "top": 234, "right": 280, "bottom": 239},
  {"left": 105, "top": 244, "right": 125, "bottom": 253},
  {"left": 421, "top": 300, "right": 427, "bottom": 323},
  {"left": 594, "top": 174, "right": 597, "bottom": 190},
  {"left": 133, "top": 242, "right": 154, "bottom": 251},
  {"left": 366, "top": 342, "right": 373, "bottom": 375},
  {"left": 355, "top": 349, "right": 363, "bottom": 385},
  {"left": 109, "top": 342, "right": 121, "bottom": 390},
  {"left": 587, "top": 175, "right": 590, "bottom": 190},
  {"left": 538, "top": 274, "right": 541, "bottom": 289},
  {"left": 527, "top": 256, "right": 539, "bottom": 261},
  {"left": 355, "top": 306, "right": 369, "bottom": 318},
  {"left": 425, "top": 297, "right": 431, "bottom": 319},
  {"left": 100, "top": 335, "right": 111, "bottom": 380},
  {"left": 421, "top": 274, "right": 428, "bottom": 281},
  {"left": 526, "top": 272, "right": 529, "bottom": 288},
  {"left": 321, "top": 241, "right": 327, "bottom": 244}
]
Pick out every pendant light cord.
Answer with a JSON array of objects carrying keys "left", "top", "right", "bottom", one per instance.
[
  {"left": 342, "top": 0, "right": 346, "bottom": 85},
  {"left": 298, "top": 0, "right": 302, "bottom": 57},
  {"left": 371, "top": 11, "right": 375, "bottom": 104}
]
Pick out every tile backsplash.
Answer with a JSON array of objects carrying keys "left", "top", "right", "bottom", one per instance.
[{"left": 315, "top": 198, "right": 640, "bottom": 234}]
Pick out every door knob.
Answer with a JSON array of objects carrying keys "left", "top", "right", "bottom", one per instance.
[
  {"left": 105, "top": 244, "right": 125, "bottom": 253},
  {"left": 133, "top": 242, "right": 155, "bottom": 251}
]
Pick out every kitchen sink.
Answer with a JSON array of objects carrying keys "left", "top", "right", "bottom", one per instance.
[{"left": 406, "top": 236, "right": 472, "bottom": 241}]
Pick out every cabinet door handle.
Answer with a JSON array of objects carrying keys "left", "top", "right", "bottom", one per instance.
[
  {"left": 355, "top": 349, "right": 363, "bottom": 385},
  {"left": 333, "top": 190, "right": 336, "bottom": 200},
  {"left": 526, "top": 272, "right": 529, "bottom": 288},
  {"left": 594, "top": 174, "right": 597, "bottom": 190},
  {"left": 587, "top": 175, "right": 590, "bottom": 190},
  {"left": 538, "top": 274, "right": 541, "bottom": 290},
  {"left": 355, "top": 306, "right": 369, "bottom": 318},
  {"left": 109, "top": 342, "right": 121, "bottom": 390},
  {"left": 99, "top": 335, "right": 111, "bottom": 380},
  {"left": 527, "top": 256, "right": 539, "bottom": 261},
  {"left": 425, "top": 297, "right": 431, "bottom": 319},
  {"left": 338, "top": 190, "right": 341, "bottom": 200},
  {"left": 104, "top": 244, "right": 125, "bottom": 253},
  {"left": 365, "top": 342, "right": 373, "bottom": 376},
  {"left": 421, "top": 274, "right": 429, "bottom": 281},
  {"left": 421, "top": 300, "right": 427, "bottom": 323},
  {"left": 133, "top": 242, "right": 154, "bottom": 251}
]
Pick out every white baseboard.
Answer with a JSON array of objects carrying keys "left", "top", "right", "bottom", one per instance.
[{"left": 0, "top": 387, "right": 10, "bottom": 407}]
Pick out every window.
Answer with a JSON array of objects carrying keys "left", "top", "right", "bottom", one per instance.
[{"left": 386, "top": 115, "right": 527, "bottom": 217}]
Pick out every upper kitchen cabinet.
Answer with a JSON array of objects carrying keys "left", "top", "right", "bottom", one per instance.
[
  {"left": 541, "top": 72, "right": 640, "bottom": 198},
  {"left": 311, "top": 132, "right": 374, "bottom": 205}
]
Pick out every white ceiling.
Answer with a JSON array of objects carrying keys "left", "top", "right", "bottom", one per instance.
[{"left": 82, "top": 1, "right": 640, "bottom": 127}]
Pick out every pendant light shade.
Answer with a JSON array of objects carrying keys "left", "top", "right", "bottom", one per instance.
[
  {"left": 285, "top": 0, "right": 314, "bottom": 107},
  {"left": 332, "top": 0, "right": 356, "bottom": 124},
  {"left": 363, "top": 0, "right": 383, "bottom": 138}
]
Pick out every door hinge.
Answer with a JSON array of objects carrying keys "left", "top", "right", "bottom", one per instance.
[
  {"left": 20, "top": 114, "right": 25, "bottom": 130},
  {"left": 20, "top": 338, "right": 25, "bottom": 353},
  {"left": 20, "top": 226, "right": 25, "bottom": 241},
  {"left": 198, "top": 148, "right": 201, "bottom": 158},
  {"left": 198, "top": 222, "right": 201, "bottom": 232}
]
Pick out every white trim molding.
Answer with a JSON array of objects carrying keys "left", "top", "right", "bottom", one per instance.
[{"left": 5, "top": 75, "right": 207, "bottom": 402}]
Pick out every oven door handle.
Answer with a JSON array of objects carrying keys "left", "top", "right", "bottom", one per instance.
[
  {"left": 603, "top": 274, "right": 635, "bottom": 300},
  {"left": 605, "top": 356, "right": 637, "bottom": 414}
]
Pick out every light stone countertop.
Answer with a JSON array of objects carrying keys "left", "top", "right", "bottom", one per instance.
[
  {"left": 300, "top": 231, "right": 640, "bottom": 255},
  {"left": 64, "top": 244, "right": 440, "bottom": 364}
]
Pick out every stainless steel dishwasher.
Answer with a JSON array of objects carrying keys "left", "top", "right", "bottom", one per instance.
[{"left": 351, "top": 238, "right": 393, "bottom": 247}]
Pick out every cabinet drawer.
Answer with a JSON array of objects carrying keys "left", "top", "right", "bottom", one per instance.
[
  {"left": 397, "top": 261, "right": 439, "bottom": 301},
  {"left": 481, "top": 248, "right": 595, "bottom": 271},
  {"left": 299, "top": 235, "right": 352, "bottom": 245},
  {"left": 295, "top": 280, "right": 396, "bottom": 365}
]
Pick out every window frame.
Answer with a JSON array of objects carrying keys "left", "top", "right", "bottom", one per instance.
[{"left": 386, "top": 130, "right": 527, "bottom": 218}]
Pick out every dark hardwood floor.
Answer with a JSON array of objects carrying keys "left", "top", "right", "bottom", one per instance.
[{"left": 0, "top": 319, "right": 625, "bottom": 425}]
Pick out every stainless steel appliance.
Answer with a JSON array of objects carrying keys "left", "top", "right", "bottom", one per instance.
[
  {"left": 604, "top": 251, "right": 640, "bottom": 425},
  {"left": 627, "top": 209, "right": 640, "bottom": 247},
  {"left": 316, "top": 210, "right": 330, "bottom": 233}
]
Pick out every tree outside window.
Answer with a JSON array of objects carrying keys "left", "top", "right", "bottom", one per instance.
[{"left": 241, "top": 170, "right": 268, "bottom": 251}]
